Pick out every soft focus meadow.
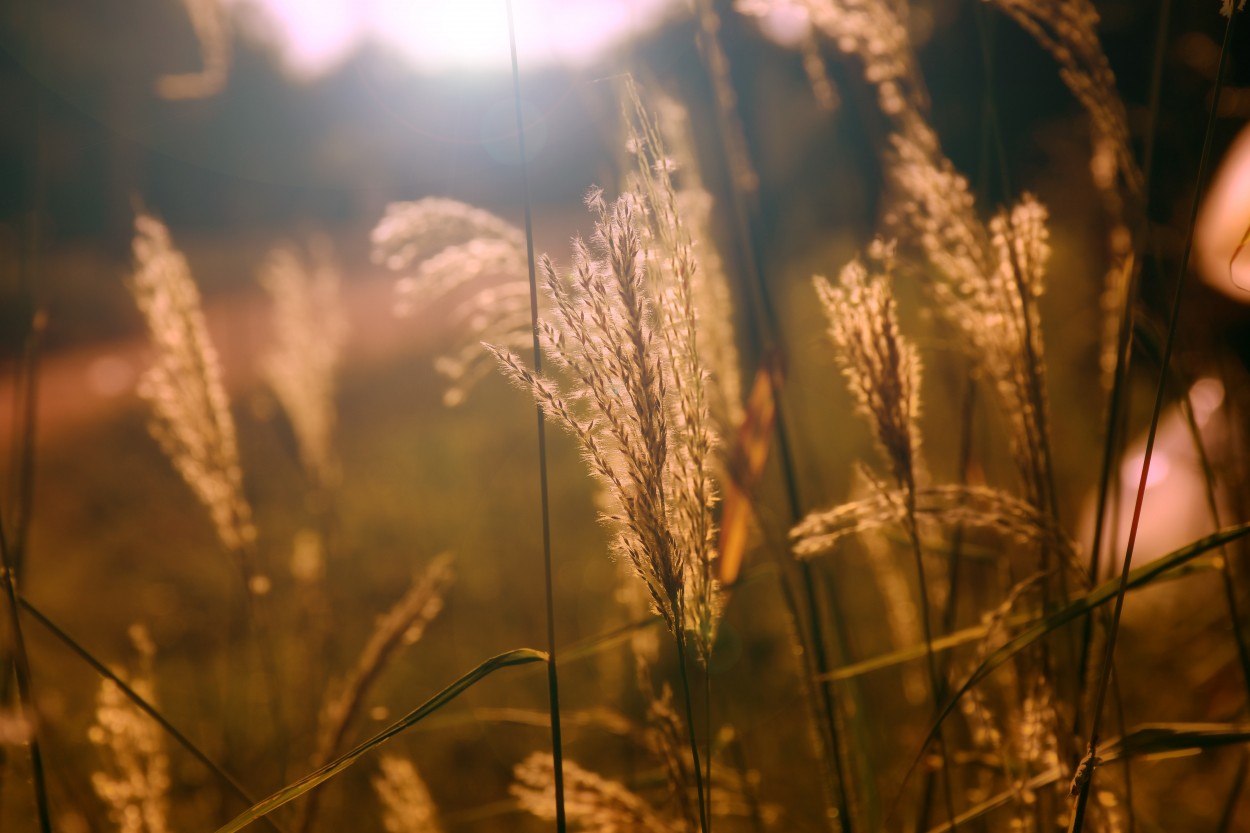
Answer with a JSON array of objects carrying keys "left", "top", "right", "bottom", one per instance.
[{"left": 2, "top": 1, "right": 1250, "bottom": 832}]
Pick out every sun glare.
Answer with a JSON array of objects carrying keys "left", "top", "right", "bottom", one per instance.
[{"left": 227, "top": 0, "right": 677, "bottom": 76}]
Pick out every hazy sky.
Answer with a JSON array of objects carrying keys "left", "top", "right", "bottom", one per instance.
[{"left": 225, "top": 0, "right": 679, "bottom": 75}]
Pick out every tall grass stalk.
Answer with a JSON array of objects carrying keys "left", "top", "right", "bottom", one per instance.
[
  {"left": 296, "top": 554, "right": 453, "bottom": 833},
  {"left": 687, "top": 11, "right": 858, "bottom": 827},
  {"left": 1075, "top": 0, "right": 1172, "bottom": 749},
  {"left": 17, "top": 596, "right": 282, "bottom": 831},
  {"left": 505, "top": 3, "right": 566, "bottom": 829},
  {"left": 1072, "top": 11, "right": 1239, "bottom": 823},
  {"left": 1173, "top": 376, "right": 1250, "bottom": 694},
  {"left": 0, "top": 521, "right": 50, "bottom": 833},
  {"left": 0, "top": 89, "right": 46, "bottom": 815}
]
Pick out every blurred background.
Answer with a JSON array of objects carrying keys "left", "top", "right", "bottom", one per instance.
[{"left": 2, "top": 0, "right": 1250, "bottom": 831}]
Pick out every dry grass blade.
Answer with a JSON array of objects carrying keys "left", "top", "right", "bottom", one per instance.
[
  {"left": 1102, "top": 723, "right": 1250, "bottom": 760},
  {"left": 211, "top": 649, "right": 547, "bottom": 833},
  {"left": 1071, "top": 10, "right": 1243, "bottom": 828},
  {"left": 920, "top": 722, "right": 1250, "bottom": 832}
]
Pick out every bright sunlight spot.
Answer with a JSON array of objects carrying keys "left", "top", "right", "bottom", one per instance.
[{"left": 227, "top": 0, "right": 678, "bottom": 76}]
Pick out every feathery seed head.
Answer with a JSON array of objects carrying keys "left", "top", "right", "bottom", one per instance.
[
  {"left": 260, "top": 239, "right": 347, "bottom": 489},
  {"left": 512, "top": 753, "right": 683, "bottom": 833},
  {"left": 88, "top": 625, "right": 169, "bottom": 833},
  {"left": 373, "top": 756, "right": 443, "bottom": 833},
  {"left": 372, "top": 198, "right": 529, "bottom": 405},
  {"left": 129, "top": 213, "right": 256, "bottom": 556}
]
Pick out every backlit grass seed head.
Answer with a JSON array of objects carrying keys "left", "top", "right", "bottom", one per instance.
[
  {"left": 129, "top": 212, "right": 256, "bottom": 555},
  {"left": 888, "top": 134, "right": 1055, "bottom": 501},
  {"left": 88, "top": 625, "right": 169, "bottom": 833},
  {"left": 649, "top": 89, "right": 745, "bottom": 432},
  {"left": 260, "top": 239, "right": 347, "bottom": 489},
  {"left": 314, "top": 554, "right": 454, "bottom": 769},
  {"left": 814, "top": 244, "right": 922, "bottom": 491},
  {"left": 789, "top": 0, "right": 925, "bottom": 117},
  {"left": 512, "top": 753, "right": 684, "bottom": 833},
  {"left": 1223, "top": 0, "right": 1248, "bottom": 16},
  {"left": 490, "top": 187, "right": 721, "bottom": 654},
  {"left": 792, "top": 482, "right": 1070, "bottom": 558},
  {"left": 622, "top": 85, "right": 725, "bottom": 654},
  {"left": 373, "top": 755, "right": 443, "bottom": 833},
  {"left": 372, "top": 198, "right": 530, "bottom": 406},
  {"left": 984, "top": 0, "right": 1138, "bottom": 197}
]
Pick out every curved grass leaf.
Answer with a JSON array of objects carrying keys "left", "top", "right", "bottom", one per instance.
[
  {"left": 212, "top": 649, "right": 547, "bottom": 833},
  {"left": 1101, "top": 722, "right": 1250, "bottom": 762}
]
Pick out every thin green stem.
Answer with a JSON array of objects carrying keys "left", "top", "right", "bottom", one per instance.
[
  {"left": 1174, "top": 374, "right": 1250, "bottom": 696},
  {"left": 675, "top": 625, "right": 710, "bottom": 833},
  {"left": 0, "top": 522, "right": 50, "bottom": 833},
  {"left": 1075, "top": 0, "right": 1172, "bottom": 739},
  {"left": 505, "top": 3, "right": 566, "bottom": 831},
  {"left": 687, "top": 6, "right": 858, "bottom": 824},
  {"left": 1217, "top": 751, "right": 1249, "bottom": 833},
  {"left": 17, "top": 597, "right": 285, "bottom": 833},
  {"left": 1070, "top": 9, "right": 1239, "bottom": 830},
  {"left": 901, "top": 492, "right": 957, "bottom": 831}
]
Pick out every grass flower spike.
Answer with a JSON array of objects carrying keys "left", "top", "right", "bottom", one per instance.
[
  {"left": 260, "top": 239, "right": 348, "bottom": 490},
  {"left": 129, "top": 212, "right": 256, "bottom": 557}
]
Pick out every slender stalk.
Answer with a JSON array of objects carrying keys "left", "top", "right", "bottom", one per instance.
[
  {"left": 0, "top": 521, "right": 50, "bottom": 833},
  {"left": 704, "top": 652, "right": 712, "bottom": 827},
  {"left": 504, "top": 4, "right": 565, "bottom": 830},
  {"left": 900, "top": 488, "right": 957, "bottom": 830},
  {"left": 1217, "top": 751, "right": 1249, "bottom": 833},
  {"left": 1174, "top": 374, "right": 1250, "bottom": 695},
  {"left": 1075, "top": 0, "right": 1173, "bottom": 738},
  {"left": 686, "top": 7, "right": 859, "bottom": 826},
  {"left": 800, "top": 562, "right": 857, "bottom": 830},
  {"left": 1070, "top": 10, "right": 1239, "bottom": 830},
  {"left": 17, "top": 597, "right": 286, "bottom": 833},
  {"left": 0, "top": 49, "right": 46, "bottom": 814},
  {"left": 675, "top": 623, "right": 710, "bottom": 833},
  {"left": 916, "top": 377, "right": 977, "bottom": 833}
]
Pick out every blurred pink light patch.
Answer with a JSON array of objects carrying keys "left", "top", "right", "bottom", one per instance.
[
  {"left": 1196, "top": 124, "right": 1250, "bottom": 300},
  {"left": 226, "top": 0, "right": 677, "bottom": 76},
  {"left": 1081, "top": 378, "right": 1234, "bottom": 576}
]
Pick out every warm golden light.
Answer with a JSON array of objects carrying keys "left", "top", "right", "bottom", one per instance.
[
  {"left": 227, "top": 0, "right": 677, "bottom": 76},
  {"left": 1196, "top": 124, "right": 1250, "bottom": 300}
]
